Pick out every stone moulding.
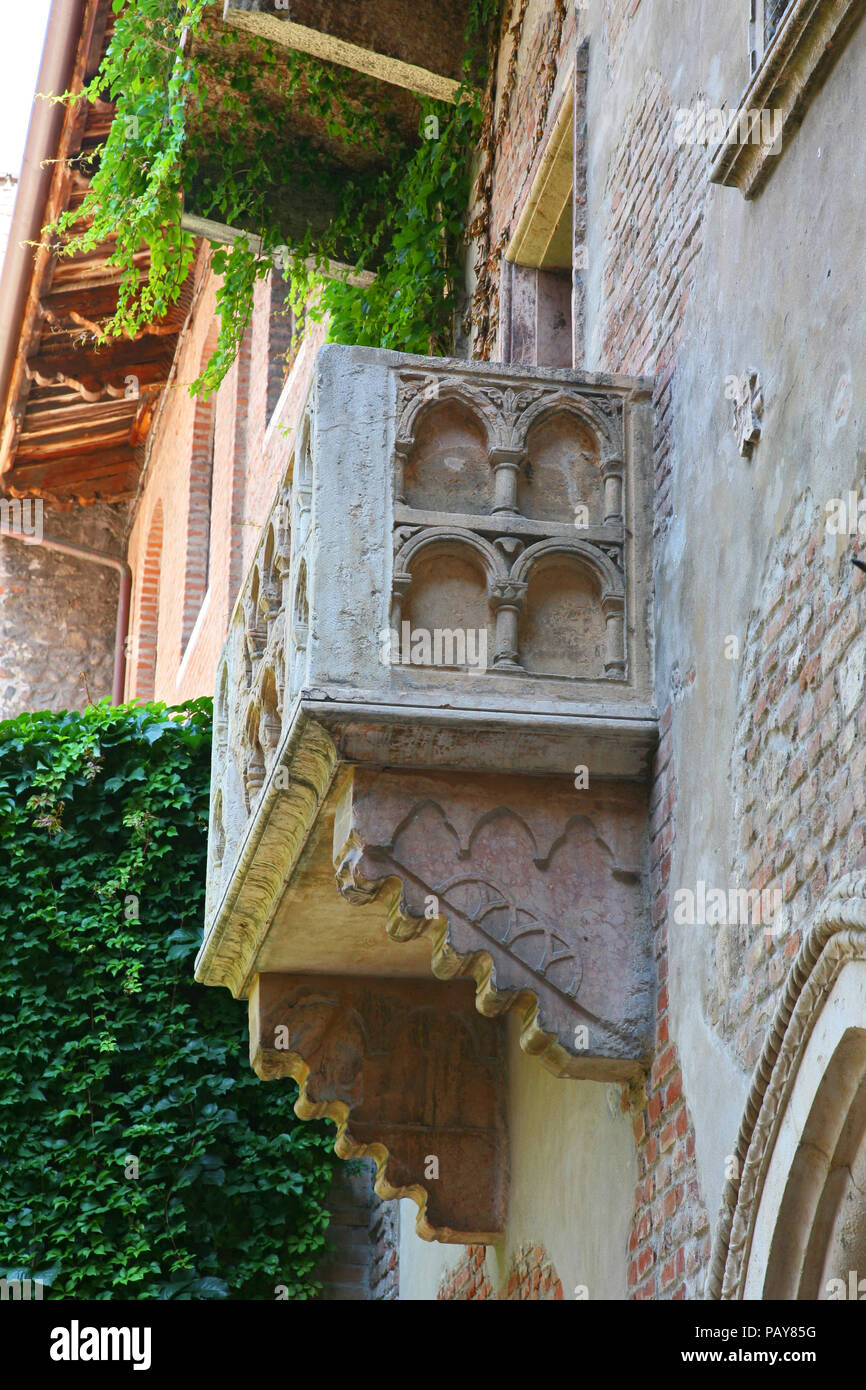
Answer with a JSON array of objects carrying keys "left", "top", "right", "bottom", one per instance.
[
  {"left": 708, "top": 873, "right": 866, "bottom": 1299},
  {"left": 394, "top": 371, "right": 626, "bottom": 465},
  {"left": 195, "top": 711, "right": 340, "bottom": 997},
  {"left": 251, "top": 972, "right": 508, "bottom": 1242},
  {"left": 710, "top": 0, "right": 865, "bottom": 197}
]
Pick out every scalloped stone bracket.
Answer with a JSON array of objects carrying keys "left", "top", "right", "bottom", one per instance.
[
  {"left": 250, "top": 972, "right": 508, "bottom": 1243},
  {"left": 333, "top": 765, "right": 653, "bottom": 1080}
]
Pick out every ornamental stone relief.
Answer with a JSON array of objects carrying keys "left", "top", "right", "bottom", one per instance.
[{"left": 391, "top": 369, "right": 629, "bottom": 681}]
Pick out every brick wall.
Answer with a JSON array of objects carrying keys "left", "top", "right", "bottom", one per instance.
[
  {"left": 437, "top": 1242, "right": 563, "bottom": 1300},
  {"left": 601, "top": 71, "right": 707, "bottom": 539},
  {"left": 628, "top": 704, "right": 711, "bottom": 1299},
  {"left": 315, "top": 1165, "right": 376, "bottom": 1301},
  {"left": 314, "top": 1163, "right": 400, "bottom": 1300},
  {"left": 602, "top": 0, "right": 645, "bottom": 77},
  {"left": 132, "top": 500, "right": 164, "bottom": 700},
  {"left": 489, "top": 0, "right": 576, "bottom": 254},
  {"left": 125, "top": 250, "right": 325, "bottom": 707},
  {"left": 596, "top": 46, "right": 717, "bottom": 1301},
  {"left": 706, "top": 491, "right": 866, "bottom": 1071}
]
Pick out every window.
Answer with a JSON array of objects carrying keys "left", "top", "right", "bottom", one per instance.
[
  {"left": 501, "top": 71, "right": 582, "bottom": 370},
  {"left": 714, "top": 0, "right": 864, "bottom": 197}
]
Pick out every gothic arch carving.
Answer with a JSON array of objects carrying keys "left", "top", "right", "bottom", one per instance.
[
  {"left": 511, "top": 536, "right": 624, "bottom": 602},
  {"left": 395, "top": 375, "right": 503, "bottom": 457},
  {"left": 709, "top": 874, "right": 866, "bottom": 1299},
  {"left": 334, "top": 768, "right": 652, "bottom": 1079},
  {"left": 516, "top": 388, "right": 621, "bottom": 462},
  {"left": 393, "top": 526, "right": 509, "bottom": 591}
]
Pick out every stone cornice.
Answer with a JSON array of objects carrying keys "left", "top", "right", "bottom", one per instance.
[
  {"left": 194, "top": 711, "right": 339, "bottom": 997},
  {"left": 710, "top": 0, "right": 864, "bottom": 197},
  {"left": 708, "top": 872, "right": 866, "bottom": 1299}
]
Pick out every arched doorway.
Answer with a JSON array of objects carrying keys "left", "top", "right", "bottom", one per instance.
[{"left": 710, "top": 873, "right": 866, "bottom": 1299}]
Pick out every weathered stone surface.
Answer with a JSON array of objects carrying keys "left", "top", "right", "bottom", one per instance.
[
  {"left": 197, "top": 347, "right": 656, "bottom": 1097},
  {"left": 0, "top": 502, "right": 126, "bottom": 718},
  {"left": 251, "top": 972, "right": 508, "bottom": 1242},
  {"left": 335, "top": 766, "right": 653, "bottom": 1077}
]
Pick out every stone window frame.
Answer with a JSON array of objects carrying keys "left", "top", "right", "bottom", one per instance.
[
  {"left": 710, "top": 0, "right": 864, "bottom": 198},
  {"left": 499, "top": 46, "right": 588, "bottom": 369}
]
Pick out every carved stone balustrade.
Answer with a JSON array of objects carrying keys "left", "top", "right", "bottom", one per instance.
[{"left": 197, "top": 345, "right": 657, "bottom": 1241}]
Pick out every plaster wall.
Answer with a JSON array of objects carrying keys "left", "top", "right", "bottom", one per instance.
[
  {"left": 577, "top": 0, "right": 866, "bottom": 1285},
  {"left": 398, "top": 1014, "right": 635, "bottom": 1300}
]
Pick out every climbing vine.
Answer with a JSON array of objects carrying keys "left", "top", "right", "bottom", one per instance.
[
  {"left": 47, "top": 0, "right": 502, "bottom": 396},
  {"left": 0, "top": 699, "right": 336, "bottom": 1299}
]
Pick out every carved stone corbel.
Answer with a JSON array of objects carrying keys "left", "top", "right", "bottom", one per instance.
[
  {"left": 333, "top": 766, "right": 653, "bottom": 1079},
  {"left": 250, "top": 972, "right": 508, "bottom": 1242}
]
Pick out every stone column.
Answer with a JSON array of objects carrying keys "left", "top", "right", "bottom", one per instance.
[
  {"left": 602, "top": 594, "right": 626, "bottom": 676},
  {"left": 490, "top": 448, "right": 523, "bottom": 515},
  {"left": 490, "top": 579, "right": 527, "bottom": 670},
  {"left": 601, "top": 455, "right": 624, "bottom": 523}
]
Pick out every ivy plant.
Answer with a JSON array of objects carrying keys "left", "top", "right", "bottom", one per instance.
[
  {"left": 45, "top": 0, "right": 501, "bottom": 395},
  {"left": 0, "top": 699, "right": 337, "bottom": 1300}
]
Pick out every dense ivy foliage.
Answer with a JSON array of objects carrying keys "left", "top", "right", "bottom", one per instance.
[
  {"left": 46, "top": 0, "right": 500, "bottom": 394},
  {"left": 0, "top": 700, "right": 336, "bottom": 1300}
]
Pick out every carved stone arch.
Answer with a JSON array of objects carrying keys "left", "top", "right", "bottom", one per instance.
[
  {"left": 396, "top": 390, "right": 498, "bottom": 515},
  {"left": 242, "top": 696, "right": 266, "bottom": 808},
  {"left": 262, "top": 523, "right": 276, "bottom": 587},
  {"left": 393, "top": 527, "right": 504, "bottom": 668},
  {"left": 517, "top": 392, "right": 624, "bottom": 524},
  {"left": 465, "top": 804, "right": 541, "bottom": 863},
  {"left": 395, "top": 376, "right": 505, "bottom": 457},
  {"left": 211, "top": 788, "right": 226, "bottom": 869},
  {"left": 215, "top": 661, "right": 230, "bottom": 759},
  {"left": 511, "top": 538, "right": 625, "bottom": 680},
  {"left": 295, "top": 408, "right": 313, "bottom": 489},
  {"left": 511, "top": 537, "right": 623, "bottom": 601},
  {"left": 394, "top": 526, "right": 509, "bottom": 591},
  {"left": 384, "top": 796, "right": 463, "bottom": 864},
  {"left": 515, "top": 389, "right": 621, "bottom": 461},
  {"left": 293, "top": 556, "right": 309, "bottom": 639},
  {"left": 288, "top": 556, "right": 309, "bottom": 698},
  {"left": 536, "top": 811, "right": 617, "bottom": 873},
  {"left": 258, "top": 663, "right": 282, "bottom": 764},
  {"left": 710, "top": 874, "right": 866, "bottom": 1300}
]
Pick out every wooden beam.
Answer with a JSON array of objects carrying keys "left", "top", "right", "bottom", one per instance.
[{"left": 222, "top": 2, "right": 464, "bottom": 104}]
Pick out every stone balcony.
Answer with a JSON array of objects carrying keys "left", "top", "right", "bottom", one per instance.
[{"left": 196, "top": 345, "right": 657, "bottom": 1241}]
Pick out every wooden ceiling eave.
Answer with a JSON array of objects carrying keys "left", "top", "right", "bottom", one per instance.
[
  {"left": 0, "top": 0, "right": 195, "bottom": 508},
  {"left": 0, "top": 0, "right": 104, "bottom": 487}
]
